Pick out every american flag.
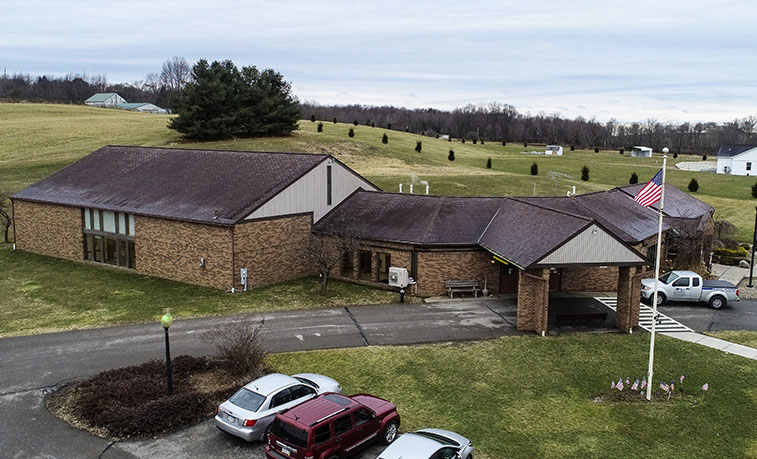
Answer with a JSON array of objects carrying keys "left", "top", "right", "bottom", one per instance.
[
  {"left": 660, "top": 381, "right": 669, "bottom": 392},
  {"left": 631, "top": 379, "right": 639, "bottom": 391},
  {"left": 634, "top": 169, "right": 664, "bottom": 207}
]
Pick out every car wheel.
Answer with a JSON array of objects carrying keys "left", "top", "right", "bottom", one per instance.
[
  {"left": 709, "top": 295, "right": 726, "bottom": 309},
  {"left": 655, "top": 293, "right": 667, "bottom": 306},
  {"left": 381, "top": 421, "right": 399, "bottom": 445}
]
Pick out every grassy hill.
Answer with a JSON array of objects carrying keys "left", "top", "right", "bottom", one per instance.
[{"left": 2, "top": 103, "right": 755, "bottom": 240}]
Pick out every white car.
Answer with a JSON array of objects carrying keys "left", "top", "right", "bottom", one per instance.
[
  {"left": 378, "top": 428, "right": 474, "bottom": 459},
  {"left": 215, "top": 373, "right": 341, "bottom": 442}
]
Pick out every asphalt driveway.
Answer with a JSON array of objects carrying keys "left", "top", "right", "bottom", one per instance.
[{"left": 658, "top": 298, "right": 757, "bottom": 332}]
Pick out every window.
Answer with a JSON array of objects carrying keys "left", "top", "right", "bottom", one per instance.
[
  {"left": 377, "top": 252, "right": 391, "bottom": 283},
  {"left": 314, "top": 425, "right": 331, "bottom": 444},
  {"left": 354, "top": 408, "right": 373, "bottom": 426},
  {"left": 82, "top": 208, "right": 136, "bottom": 269},
  {"left": 693, "top": 277, "right": 700, "bottom": 287},
  {"left": 326, "top": 165, "right": 333, "bottom": 206},
  {"left": 432, "top": 448, "right": 461, "bottom": 459},
  {"left": 359, "top": 251, "right": 372, "bottom": 281},
  {"left": 333, "top": 414, "right": 353, "bottom": 436},
  {"left": 270, "top": 388, "right": 293, "bottom": 408},
  {"left": 672, "top": 277, "right": 690, "bottom": 287},
  {"left": 289, "top": 385, "right": 316, "bottom": 400},
  {"left": 748, "top": 162, "right": 752, "bottom": 171},
  {"left": 341, "top": 250, "right": 354, "bottom": 278}
]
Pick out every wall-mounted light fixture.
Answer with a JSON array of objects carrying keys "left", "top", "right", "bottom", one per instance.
[{"left": 200, "top": 257, "right": 206, "bottom": 269}]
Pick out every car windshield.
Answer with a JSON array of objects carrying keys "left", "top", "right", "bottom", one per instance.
[
  {"left": 659, "top": 272, "right": 679, "bottom": 284},
  {"left": 270, "top": 418, "right": 308, "bottom": 448},
  {"left": 228, "top": 388, "right": 266, "bottom": 412}
]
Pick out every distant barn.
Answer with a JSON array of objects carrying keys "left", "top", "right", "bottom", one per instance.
[
  {"left": 631, "top": 146, "right": 652, "bottom": 158},
  {"left": 117, "top": 102, "right": 167, "bottom": 114},
  {"left": 84, "top": 93, "right": 125, "bottom": 107}
]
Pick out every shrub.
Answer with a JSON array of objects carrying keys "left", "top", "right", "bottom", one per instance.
[
  {"left": 387, "top": 123, "right": 392, "bottom": 130},
  {"left": 371, "top": 121, "right": 375, "bottom": 128},
  {"left": 752, "top": 181, "right": 757, "bottom": 198},
  {"left": 448, "top": 137, "right": 452, "bottom": 142},
  {"left": 619, "top": 148, "right": 625, "bottom": 154},
  {"left": 714, "top": 247, "right": 749, "bottom": 258},
  {"left": 310, "top": 114, "right": 316, "bottom": 122},
  {"left": 333, "top": 117, "right": 337, "bottom": 124},
  {"left": 594, "top": 147, "right": 600, "bottom": 153},
  {"left": 317, "top": 122, "right": 323, "bottom": 133},
  {"left": 435, "top": 134, "right": 439, "bottom": 139},
  {"left": 581, "top": 165, "right": 590, "bottom": 181},
  {"left": 201, "top": 319, "right": 267, "bottom": 377},
  {"left": 365, "top": 119, "right": 370, "bottom": 126},
  {"left": 382, "top": 133, "right": 388, "bottom": 144},
  {"left": 348, "top": 128, "right": 354, "bottom": 138},
  {"left": 481, "top": 139, "right": 485, "bottom": 145},
  {"left": 353, "top": 120, "right": 358, "bottom": 126},
  {"left": 486, "top": 158, "right": 492, "bottom": 169},
  {"left": 524, "top": 142, "right": 528, "bottom": 147},
  {"left": 461, "top": 138, "right": 466, "bottom": 144},
  {"left": 673, "top": 152, "right": 678, "bottom": 158},
  {"left": 630, "top": 172, "right": 638, "bottom": 184},
  {"left": 702, "top": 155, "right": 707, "bottom": 160},
  {"left": 421, "top": 131, "right": 426, "bottom": 136},
  {"left": 502, "top": 141, "right": 506, "bottom": 146},
  {"left": 405, "top": 127, "right": 409, "bottom": 132},
  {"left": 531, "top": 162, "right": 538, "bottom": 176},
  {"left": 448, "top": 150, "right": 455, "bottom": 161},
  {"left": 570, "top": 145, "right": 575, "bottom": 151},
  {"left": 473, "top": 138, "right": 477, "bottom": 144},
  {"left": 688, "top": 178, "right": 699, "bottom": 192},
  {"left": 415, "top": 141, "right": 422, "bottom": 153}
]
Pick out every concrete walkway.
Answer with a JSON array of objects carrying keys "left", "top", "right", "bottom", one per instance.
[
  {"left": 712, "top": 263, "right": 749, "bottom": 285},
  {"left": 661, "top": 331, "right": 757, "bottom": 360}
]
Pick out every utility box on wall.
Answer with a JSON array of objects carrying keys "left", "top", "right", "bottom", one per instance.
[{"left": 388, "top": 267, "right": 409, "bottom": 288}]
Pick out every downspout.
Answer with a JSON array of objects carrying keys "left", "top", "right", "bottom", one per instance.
[
  {"left": 11, "top": 198, "right": 17, "bottom": 249},
  {"left": 231, "top": 225, "right": 236, "bottom": 293}
]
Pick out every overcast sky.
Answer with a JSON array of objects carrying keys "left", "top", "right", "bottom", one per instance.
[{"left": 2, "top": 0, "right": 756, "bottom": 122}]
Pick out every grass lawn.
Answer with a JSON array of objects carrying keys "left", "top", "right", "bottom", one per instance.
[
  {"left": 0, "top": 243, "right": 408, "bottom": 338},
  {"left": 705, "top": 331, "right": 757, "bottom": 349},
  {"left": 269, "top": 334, "right": 757, "bottom": 459},
  {"left": 3, "top": 104, "right": 757, "bottom": 240}
]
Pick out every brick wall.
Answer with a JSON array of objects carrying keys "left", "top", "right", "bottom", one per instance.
[
  {"left": 561, "top": 266, "right": 620, "bottom": 291},
  {"left": 615, "top": 266, "right": 642, "bottom": 332},
  {"left": 135, "top": 216, "right": 234, "bottom": 290},
  {"left": 233, "top": 215, "right": 314, "bottom": 289},
  {"left": 516, "top": 268, "right": 549, "bottom": 334},
  {"left": 416, "top": 249, "right": 500, "bottom": 296},
  {"left": 13, "top": 200, "right": 83, "bottom": 261}
]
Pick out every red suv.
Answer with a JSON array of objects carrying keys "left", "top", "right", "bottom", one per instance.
[{"left": 265, "top": 392, "right": 400, "bottom": 459}]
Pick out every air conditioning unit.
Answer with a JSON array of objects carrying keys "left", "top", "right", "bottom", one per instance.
[{"left": 388, "top": 267, "right": 409, "bottom": 288}]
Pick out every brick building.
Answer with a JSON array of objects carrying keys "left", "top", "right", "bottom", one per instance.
[{"left": 12, "top": 145, "right": 713, "bottom": 335}]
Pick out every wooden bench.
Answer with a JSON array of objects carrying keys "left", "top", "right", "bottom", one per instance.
[
  {"left": 445, "top": 280, "right": 479, "bottom": 299},
  {"left": 556, "top": 312, "right": 608, "bottom": 327}
]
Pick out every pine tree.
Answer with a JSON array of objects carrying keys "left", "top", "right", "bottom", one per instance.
[
  {"left": 481, "top": 139, "right": 485, "bottom": 145},
  {"left": 310, "top": 114, "right": 316, "bottom": 122},
  {"left": 688, "top": 178, "right": 699, "bottom": 192},
  {"left": 531, "top": 163, "right": 538, "bottom": 176},
  {"left": 415, "top": 141, "right": 422, "bottom": 153},
  {"left": 348, "top": 128, "right": 354, "bottom": 138},
  {"left": 461, "top": 138, "right": 466, "bottom": 144},
  {"left": 317, "top": 122, "right": 323, "bottom": 133},
  {"left": 473, "top": 138, "right": 477, "bottom": 144},
  {"left": 448, "top": 150, "right": 455, "bottom": 161},
  {"left": 353, "top": 120, "right": 358, "bottom": 126},
  {"left": 371, "top": 121, "right": 375, "bottom": 128},
  {"left": 702, "top": 155, "right": 708, "bottom": 161},
  {"left": 619, "top": 148, "right": 624, "bottom": 155},
  {"left": 502, "top": 141, "right": 506, "bottom": 146},
  {"left": 387, "top": 123, "right": 392, "bottom": 130},
  {"left": 673, "top": 152, "right": 678, "bottom": 159},
  {"left": 333, "top": 117, "right": 337, "bottom": 124},
  {"left": 581, "top": 165, "right": 590, "bottom": 181},
  {"left": 570, "top": 145, "right": 575, "bottom": 151},
  {"left": 629, "top": 172, "right": 638, "bottom": 184},
  {"left": 382, "top": 133, "right": 388, "bottom": 144},
  {"left": 594, "top": 147, "right": 600, "bottom": 153},
  {"left": 486, "top": 158, "right": 492, "bottom": 169},
  {"left": 751, "top": 181, "right": 757, "bottom": 199},
  {"left": 524, "top": 142, "right": 528, "bottom": 147}
]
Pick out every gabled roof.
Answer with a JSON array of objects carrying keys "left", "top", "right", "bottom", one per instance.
[
  {"left": 117, "top": 102, "right": 155, "bottom": 110},
  {"left": 617, "top": 184, "right": 713, "bottom": 219},
  {"left": 85, "top": 92, "right": 120, "bottom": 102},
  {"left": 716, "top": 144, "right": 757, "bottom": 158},
  {"left": 12, "top": 146, "right": 328, "bottom": 225}
]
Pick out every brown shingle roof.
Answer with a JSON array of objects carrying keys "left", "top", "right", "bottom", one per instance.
[
  {"left": 12, "top": 145, "right": 328, "bottom": 225},
  {"left": 618, "top": 184, "right": 713, "bottom": 219}
]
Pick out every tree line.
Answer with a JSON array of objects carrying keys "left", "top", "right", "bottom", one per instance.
[
  {"left": 0, "top": 57, "right": 191, "bottom": 110},
  {"left": 302, "top": 102, "right": 757, "bottom": 155}
]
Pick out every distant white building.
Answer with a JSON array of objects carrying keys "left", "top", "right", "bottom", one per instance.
[
  {"left": 545, "top": 145, "right": 563, "bottom": 156},
  {"left": 84, "top": 93, "right": 126, "bottom": 107},
  {"left": 117, "top": 102, "right": 168, "bottom": 114},
  {"left": 716, "top": 144, "right": 757, "bottom": 175},
  {"left": 631, "top": 146, "right": 652, "bottom": 158}
]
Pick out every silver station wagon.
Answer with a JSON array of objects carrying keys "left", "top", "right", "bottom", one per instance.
[
  {"left": 215, "top": 373, "right": 341, "bottom": 442},
  {"left": 378, "top": 428, "right": 474, "bottom": 459}
]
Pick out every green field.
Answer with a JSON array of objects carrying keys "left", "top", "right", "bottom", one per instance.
[
  {"left": 270, "top": 334, "right": 757, "bottom": 459},
  {"left": 2, "top": 103, "right": 756, "bottom": 240}
]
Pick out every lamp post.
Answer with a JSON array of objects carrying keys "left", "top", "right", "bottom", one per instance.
[
  {"left": 748, "top": 206, "right": 757, "bottom": 288},
  {"left": 161, "top": 312, "right": 173, "bottom": 396}
]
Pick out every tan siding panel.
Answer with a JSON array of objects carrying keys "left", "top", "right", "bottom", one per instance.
[{"left": 536, "top": 224, "right": 645, "bottom": 266}]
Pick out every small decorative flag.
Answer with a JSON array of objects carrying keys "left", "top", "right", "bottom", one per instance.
[
  {"left": 680, "top": 374, "right": 685, "bottom": 384},
  {"left": 626, "top": 377, "right": 630, "bottom": 385},
  {"left": 617, "top": 381, "right": 624, "bottom": 391},
  {"left": 631, "top": 379, "right": 639, "bottom": 391},
  {"left": 611, "top": 380, "right": 616, "bottom": 389},
  {"left": 702, "top": 383, "right": 709, "bottom": 391},
  {"left": 634, "top": 169, "right": 664, "bottom": 207},
  {"left": 641, "top": 378, "right": 647, "bottom": 390},
  {"left": 670, "top": 382, "right": 675, "bottom": 392},
  {"left": 660, "top": 381, "right": 669, "bottom": 392}
]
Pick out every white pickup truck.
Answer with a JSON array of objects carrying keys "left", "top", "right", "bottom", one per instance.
[{"left": 641, "top": 270, "right": 739, "bottom": 309}]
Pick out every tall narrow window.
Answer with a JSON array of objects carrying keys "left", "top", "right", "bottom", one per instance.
[
  {"left": 341, "top": 250, "right": 354, "bottom": 278},
  {"left": 377, "top": 252, "right": 391, "bottom": 283},
  {"left": 82, "top": 208, "right": 135, "bottom": 269},
  {"left": 747, "top": 162, "right": 752, "bottom": 171},
  {"left": 359, "top": 251, "right": 372, "bottom": 281},
  {"left": 326, "top": 165, "right": 332, "bottom": 206}
]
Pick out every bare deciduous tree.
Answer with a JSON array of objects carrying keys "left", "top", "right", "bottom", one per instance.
[
  {"left": 160, "top": 56, "right": 191, "bottom": 92},
  {"left": 303, "top": 231, "right": 357, "bottom": 293},
  {"left": 0, "top": 191, "right": 12, "bottom": 243}
]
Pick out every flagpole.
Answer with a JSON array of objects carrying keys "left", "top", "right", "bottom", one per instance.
[{"left": 646, "top": 149, "right": 668, "bottom": 401}]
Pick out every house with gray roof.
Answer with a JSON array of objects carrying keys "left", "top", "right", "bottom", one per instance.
[
  {"left": 716, "top": 144, "right": 757, "bottom": 175},
  {"left": 84, "top": 92, "right": 126, "bottom": 107}
]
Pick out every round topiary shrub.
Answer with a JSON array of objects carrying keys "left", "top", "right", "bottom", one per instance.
[
  {"left": 310, "top": 114, "right": 316, "bottom": 122},
  {"left": 594, "top": 147, "right": 600, "bottom": 153},
  {"left": 619, "top": 148, "right": 624, "bottom": 154},
  {"left": 333, "top": 117, "right": 337, "bottom": 124},
  {"left": 435, "top": 134, "right": 439, "bottom": 139},
  {"left": 688, "top": 178, "right": 699, "bottom": 192},
  {"left": 630, "top": 172, "right": 638, "bottom": 184},
  {"left": 317, "top": 122, "right": 323, "bottom": 133},
  {"left": 502, "top": 141, "right": 506, "bottom": 146},
  {"left": 473, "top": 138, "right": 477, "bottom": 144},
  {"left": 481, "top": 139, "right": 485, "bottom": 145},
  {"left": 348, "top": 128, "right": 354, "bottom": 138},
  {"left": 448, "top": 150, "right": 455, "bottom": 161},
  {"left": 581, "top": 165, "right": 590, "bottom": 181},
  {"left": 531, "top": 162, "right": 538, "bottom": 176},
  {"left": 702, "top": 155, "right": 708, "bottom": 161},
  {"left": 673, "top": 152, "right": 678, "bottom": 158},
  {"left": 387, "top": 123, "right": 392, "bottom": 130},
  {"left": 415, "top": 141, "right": 422, "bottom": 153},
  {"left": 461, "top": 138, "right": 466, "bottom": 143},
  {"left": 353, "top": 120, "right": 358, "bottom": 126},
  {"left": 382, "top": 133, "right": 388, "bottom": 144},
  {"left": 570, "top": 145, "right": 575, "bottom": 151},
  {"left": 371, "top": 121, "right": 375, "bottom": 128},
  {"left": 486, "top": 158, "right": 492, "bottom": 169},
  {"left": 421, "top": 131, "right": 426, "bottom": 136},
  {"left": 524, "top": 142, "right": 528, "bottom": 147}
]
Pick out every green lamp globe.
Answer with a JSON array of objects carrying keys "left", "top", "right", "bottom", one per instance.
[{"left": 161, "top": 312, "right": 173, "bottom": 329}]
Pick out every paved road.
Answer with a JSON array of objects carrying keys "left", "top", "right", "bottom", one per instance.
[
  {"left": 659, "top": 298, "right": 757, "bottom": 332},
  {"left": 0, "top": 300, "right": 518, "bottom": 459}
]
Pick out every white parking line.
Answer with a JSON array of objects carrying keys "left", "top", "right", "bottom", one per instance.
[{"left": 594, "top": 297, "right": 693, "bottom": 333}]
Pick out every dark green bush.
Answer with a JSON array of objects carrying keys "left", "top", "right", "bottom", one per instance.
[
  {"left": 387, "top": 123, "right": 392, "bottom": 130},
  {"left": 473, "top": 138, "right": 477, "bottom": 144},
  {"left": 570, "top": 145, "right": 575, "bottom": 151},
  {"left": 382, "top": 133, "right": 388, "bottom": 144},
  {"left": 415, "top": 141, "right": 422, "bottom": 153},
  {"left": 619, "top": 148, "right": 624, "bottom": 154},
  {"left": 524, "top": 142, "right": 528, "bottom": 147},
  {"left": 581, "top": 165, "right": 590, "bottom": 181},
  {"left": 673, "top": 152, "right": 678, "bottom": 158},
  {"left": 317, "top": 122, "right": 323, "bottom": 133},
  {"left": 594, "top": 147, "right": 600, "bottom": 153},
  {"left": 486, "top": 158, "right": 492, "bottom": 169},
  {"left": 448, "top": 150, "right": 455, "bottom": 161},
  {"left": 348, "top": 128, "right": 354, "bottom": 138},
  {"left": 702, "top": 155, "right": 707, "bottom": 160},
  {"left": 531, "top": 163, "right": 538, "bottom": 176},
  {"left": 630, "top": 172, "right": 638, "bottom": 184},
  {"left": 502, "top": 141, "right": 506, "bottom": 146},
  {"left": 752, "top": 181, "right": 757, "bottom": 198},
  {"left": 310, "top": 114, "right": 316, "bottom": 122},
  {"left": 688, "top": 178, "right": 699, "bottom": 192},
  {"left": 353, "top": 120, "right": 358, "bottom": 126},
  {"left": 333, "top": 117, "right": 337, "bottom": 124}
]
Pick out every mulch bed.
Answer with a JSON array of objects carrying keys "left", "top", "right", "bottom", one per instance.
[{"left": 46, "top": 355, "right": 253, "bottom": 440}]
